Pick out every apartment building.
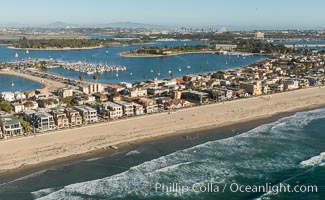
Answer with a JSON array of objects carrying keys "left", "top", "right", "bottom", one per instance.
[
  {"left": 65, "top": 108, "right": 82, "bottom": 127},
  {"left": 75, "top": 106, "right": 98, "bottom": 124}
]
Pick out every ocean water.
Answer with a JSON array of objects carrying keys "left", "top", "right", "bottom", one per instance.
[
  {"left": 0, "top": 108, "right": 324, "bottom": 200},
  {"left": 0, "top": 74, "right": 43, "bottom": 92},
  {"left": 0, "top": 41, "right": 263, "bottom": 83}
]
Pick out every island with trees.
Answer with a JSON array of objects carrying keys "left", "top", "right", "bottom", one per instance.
[
  {"left": 7, "top": 37, "right": 144, "bottom": 50},
  {"left": 120, "top": 44, "right": 211, "bottom": 57}
]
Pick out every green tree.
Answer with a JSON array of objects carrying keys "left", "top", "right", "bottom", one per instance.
[
  {"left": 0, "top": 101, "right": 11, "bottom": 112},
  {"left": 19, "top": 116, "right": 32, "bottom": 135},
  {"left": 62, "top": 96, "right": 73, "bottom": 107}
]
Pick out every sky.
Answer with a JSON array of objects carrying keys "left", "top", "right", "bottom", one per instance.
[{"left": 1, "top": 0, "right": 325, "bottom": 28}]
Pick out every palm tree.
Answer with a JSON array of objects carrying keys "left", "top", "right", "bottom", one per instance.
[
  {"left": 79, "top": 74, "right": 84, "bottom": 84},
  {"left": 93, "top": 74, "right": 99, "bottom": 82}
]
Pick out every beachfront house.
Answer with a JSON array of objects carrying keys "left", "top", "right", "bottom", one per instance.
[
  {"left": 65, "top": 108, "right": 82, "bottom": 127},
  {"left": 181, "top": 91, "right": 210, "bottom": 104},
  {"left": 52, "top": 110, "right": 69, "bottom": 129},
  {"left": 205, "top": 88, "right": 233, "bottom": 102},
  {"left": 240, "top": 81, "right": 263, "bottom": 96},
  {"left": 75, "top": 106, "right": 98, "bottom": 124},
  {"left": 132, "top": 102, "right": 145, "bottom": 116},
  {"left": 101, "top": 101, "right": 123, "bottom": 119},
  {"left": 24, "top": 111, "right": 56, "bottom": 132},
  {"left": 137, "top": 98, "right": 158, "bottom": 114},
  {"left": 114, "top": 101, "right": 135, "bottom": 117},
  {"left": 0, "top": 115, "right": 24, "bottom": 138},
  {"left": 206, "top": 89, "right": 227, "bottom": 102},
  {"left": 164, "top": 99, "right": 191, "bottom": 110},
  {"left": 283, "top": 79, "right": 299, "bottom": 90}
]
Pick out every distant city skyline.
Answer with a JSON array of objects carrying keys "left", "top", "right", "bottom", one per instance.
[{"left": 1, "top": 0, "right": 325, "bottom": 29}]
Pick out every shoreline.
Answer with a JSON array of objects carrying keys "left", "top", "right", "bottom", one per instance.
[
  {"left": 0, "top": 105, "right": 323, "bottom": 185},
  {"left": 119, "top": 50, "right": 216, "bottom": 57},
  {"left": 0, "top": 86, "right": 325, "bottom": 182},
  {"left": 7, "top": 46, "right": 105, "bottom": 51},
  {"left": 0, "top": 70, "right": 66, "bottom": 91},
  {"left": 119, "top": 50, "right": 259, "bottom": 58},
  {"left": 6, "top": 42, "right": 156, "bottom": 51}
]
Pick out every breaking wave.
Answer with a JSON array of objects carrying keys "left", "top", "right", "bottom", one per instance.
[
  {"left": 300, "top": 152, "right": 325, "bottom": 167},
  {"left": 32, "top": 108, "right": 325, "bottom": 199}
]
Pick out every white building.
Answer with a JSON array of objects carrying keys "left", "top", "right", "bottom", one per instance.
[
  {"left": 0, "top": 115, "right": 24, "bottom": 138},
  {"left": 129, "top": 88, "right": 147, "bottom": 97},
  {"left": 133, "top": 102, "right": 145, "bottom": 116},
  {"left": 255, "top": 32, "right": 265, "bottom": 40},
  {"left": 102, "top": 102, "right": 123, "bottom": 119},
  {"left": 115, "top": 101, "right": 134, "bottom": 117},
  {"left": 11, "top": 102, "right": 25, "bottom": 113},
  {"left": 26, "top": 111, "right": 56, "bottom": 132},
  {"left": 1, "top": 92, "right": 15, "bottom": 101},
  {"left": 79, "top": 83, "right": 104, "bottom": 95},
  {"left": 75, "top": 106, "right": 98, "bottom": 124},
  {"left": 14, "top": 92, "right": 26, "bottom": 100},
  {"left": 58, "top": 88, "right": 73, "bottom": 98},
  {"left": 120, "top": 82, "right": 133, "bottom": 89}
]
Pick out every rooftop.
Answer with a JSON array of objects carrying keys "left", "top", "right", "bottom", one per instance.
[
  {"left": 0, "top": 116, "right": 20, "bottom": 126},
  {"left": 103, "top": 101, "right": 122, "bottom": 108}
]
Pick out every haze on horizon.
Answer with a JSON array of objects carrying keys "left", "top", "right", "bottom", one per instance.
[{"left": 1, "top": 0, "right": 325, "bottom": 29}]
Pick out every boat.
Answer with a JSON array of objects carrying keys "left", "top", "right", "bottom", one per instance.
[
  {"left": 26, "top": 49, "right": 29, "bottom": 54},
  {"left": 150, "top": 69, "right": 153, "bottom": 73},
  {"left": 130, "top": 72, "right": 133, "bottom": 76},
  {"left": 187, "top": 65, "right": 191, "bottom": 69},
  {"left": 15, "top": 53, "right": 19, "bottom": 58},
  {"left": 11, "top": 80, "right": 14, "bottom": 87}
]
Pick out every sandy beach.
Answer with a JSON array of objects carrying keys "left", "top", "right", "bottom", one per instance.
[
  {"left": 0, "top": 70, "right": 67, "bottom": 91},
  {"left": 7, "top": 46, "right": 104, "bottom": 51},
  {"left": 0, "top": 86, "right": 325, "bottom": 174}
]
